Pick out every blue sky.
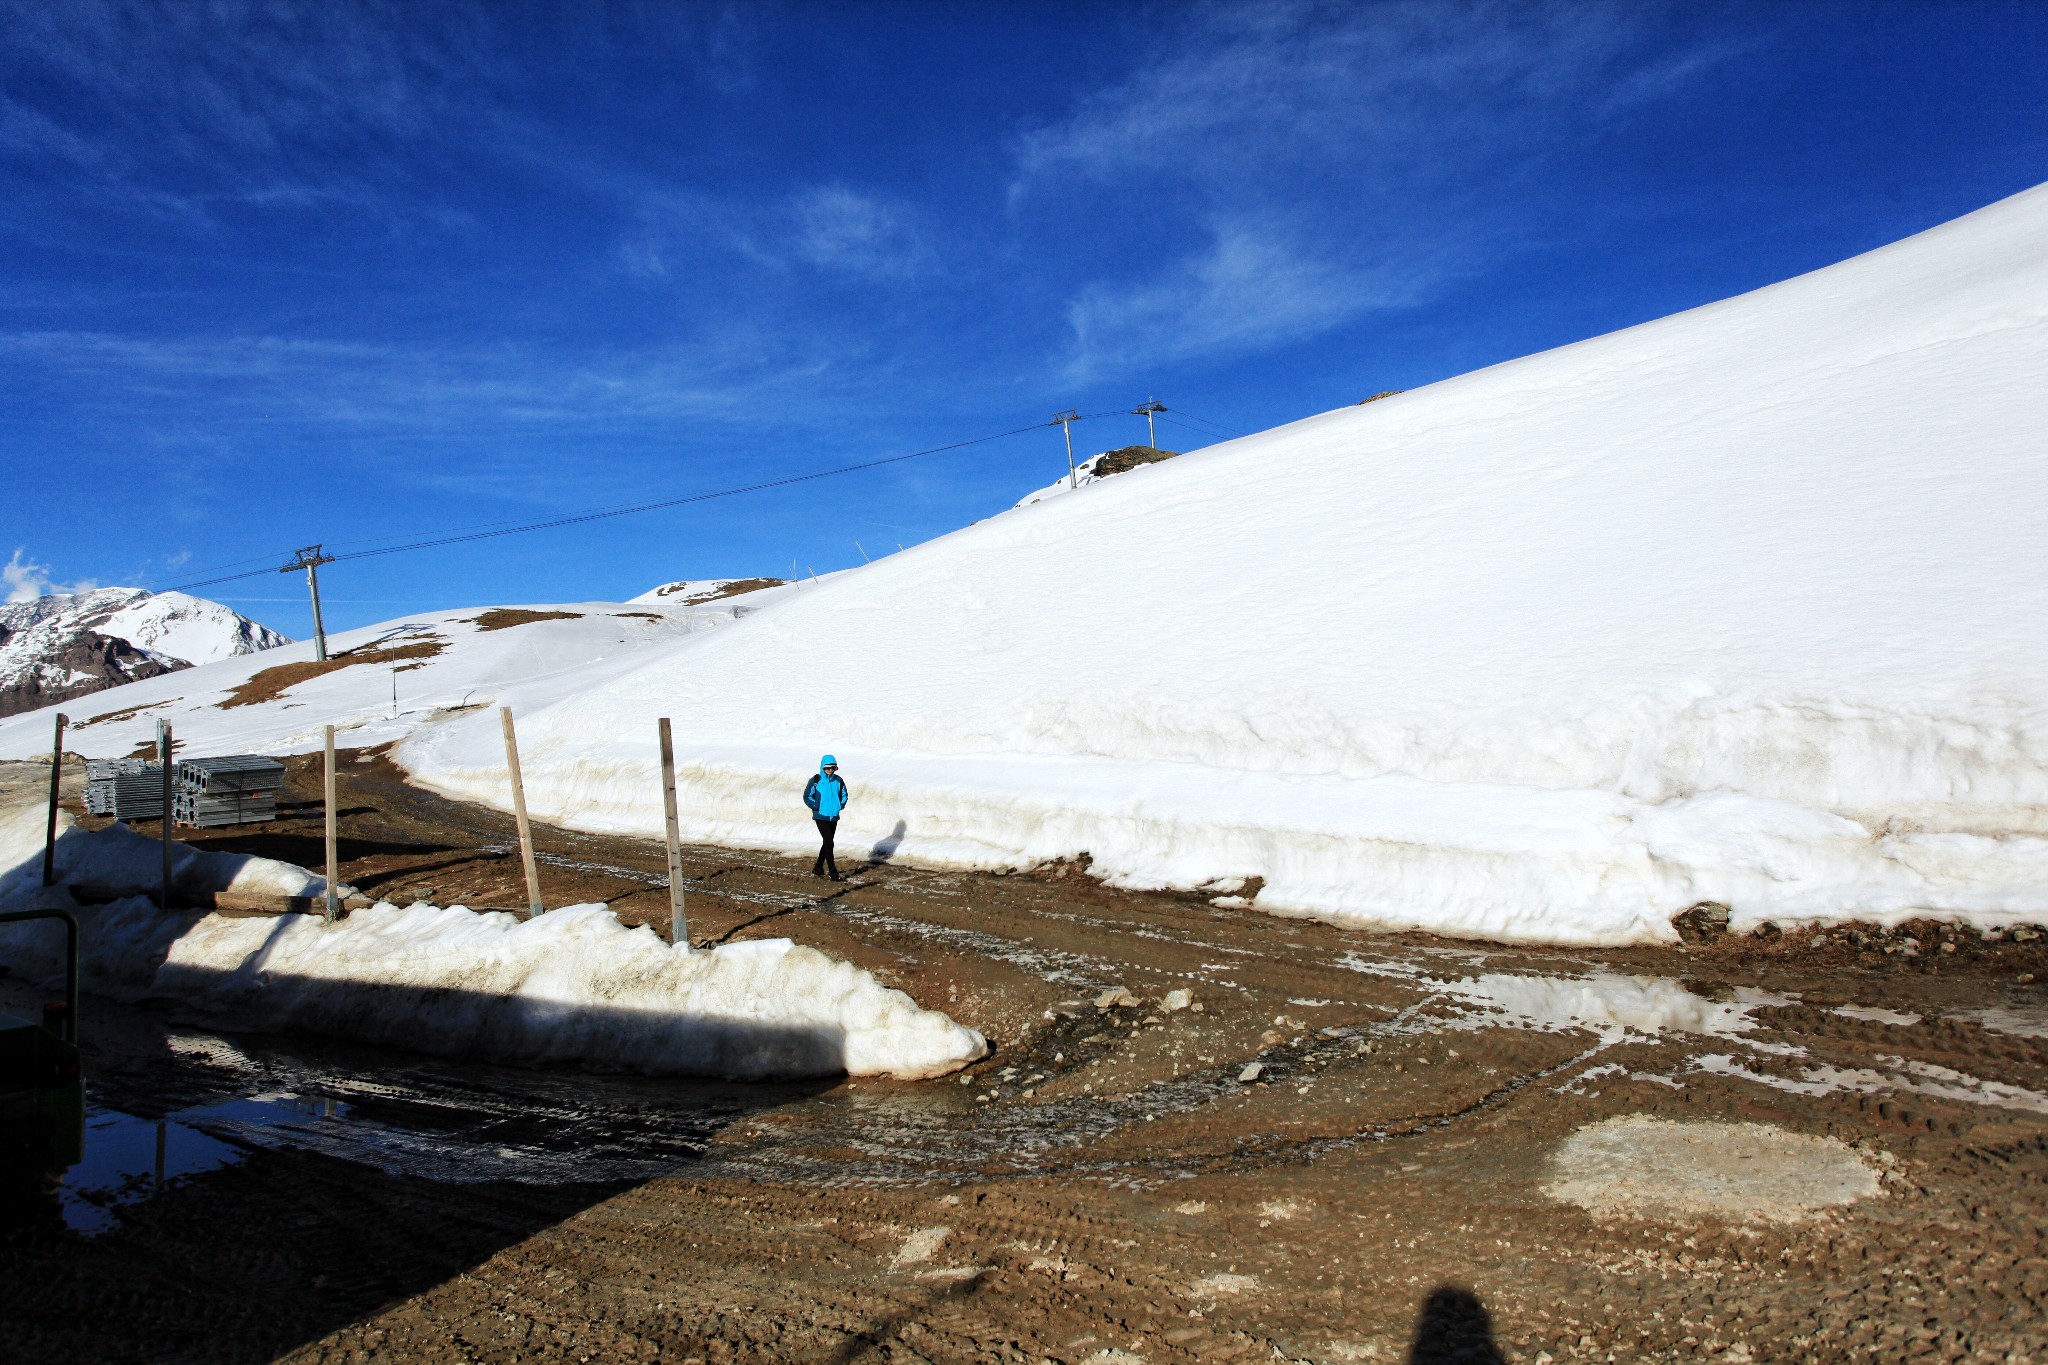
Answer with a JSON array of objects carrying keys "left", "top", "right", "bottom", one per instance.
[{"left": 3, "top": 1, "right": 2044, "bottom": 636}]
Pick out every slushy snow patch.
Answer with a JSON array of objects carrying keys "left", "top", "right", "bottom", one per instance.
[
  {"left": 0, "top": 801, "right": 985, "bottom": 1082},
  {"left": 1545, "top": 1116, "right": 1880, "bottom": 1223}
]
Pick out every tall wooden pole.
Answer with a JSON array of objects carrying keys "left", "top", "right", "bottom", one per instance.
[
  {"left": 42, "top": 712, "right": 66, "bottom": 886},
  {"left": 323, "top": 725, "right": 340, "bottom": 924},
  {"left": 157, "top": 719, "right": 174, "bottom": 908},
  {"left": 658, "top": 717, "right": 687, "bottom": 948},
  {"left": 500, "top": 707, "right": 543, "bottom": 918}
]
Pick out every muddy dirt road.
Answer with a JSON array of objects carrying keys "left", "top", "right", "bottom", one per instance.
[{"left": 3, "top": 753, "right": 2046, "bottom": 1363}]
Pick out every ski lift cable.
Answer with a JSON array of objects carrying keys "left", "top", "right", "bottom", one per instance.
[
  {"left": 165, "top": 407, "right": 1135, "bottom": 593},
  {"left": 1159, "top": 407, "right": 1246, "bottom": 437}
]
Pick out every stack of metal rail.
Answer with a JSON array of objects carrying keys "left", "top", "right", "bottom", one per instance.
[
  {"left": 83, "top": 758, "right": 166, "bottom": 820},
  {"left": 172, "top": 754, "right": 286, "bottom": 828}
]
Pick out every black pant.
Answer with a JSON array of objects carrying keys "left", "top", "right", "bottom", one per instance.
[{"left": 813, "top": 817, "right": 839, "bottom": 878}]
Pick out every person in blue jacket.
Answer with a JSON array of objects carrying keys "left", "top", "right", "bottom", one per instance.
[{"left": 803, "top": 755, "right": 849, "bottom": 880}]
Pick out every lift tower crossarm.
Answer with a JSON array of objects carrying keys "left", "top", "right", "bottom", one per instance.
[
  {"left": 1133, "top": 399, "right": 1166, "bottom": 451},
  {"left": 281, "top": 544, "right": 337, "bottom": 662}
]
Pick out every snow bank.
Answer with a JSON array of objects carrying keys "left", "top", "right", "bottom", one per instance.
[
  {"left": 0, "top": 800, "right": 323, "bottom": 911},
  {"left": 0, "top": 800, "right": 985, "bottom": 1081},
  {"left": 398, "top": 185, "right": 2048, "bottom": 944}
]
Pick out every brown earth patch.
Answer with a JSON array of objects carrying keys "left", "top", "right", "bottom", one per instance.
[
  {"left": 217, "top": 638, "right": 447, "bottom": 709},
  {"left": 611, "top": 611, "right": 662, "bottom": 621},
  {"left": 648, "top": 577, "right": 785, "bottom": 602},
  {"left": 73, "top": 700, "right": 170, "bottom": 728},
  {"left": 463, "top": 609, "right": 584, "bottom": 632}
]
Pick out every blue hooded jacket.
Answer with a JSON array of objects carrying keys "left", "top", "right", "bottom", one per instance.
[{"left": 804, "top": 757, "right": 848, "bottom": 819}]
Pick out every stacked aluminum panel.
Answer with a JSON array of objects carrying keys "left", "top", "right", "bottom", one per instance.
[
  {"left": 173, "top": 754, "right": 286, "bottom": 828},
  {"left": 84, "top": 758, "right": 166, "bottom": 820}
]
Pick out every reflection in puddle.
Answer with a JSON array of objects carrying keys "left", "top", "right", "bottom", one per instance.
[
  {"left": 1334, "top": 953, "right": 2048, "bottom": 1118},
  {"left": 1695, "top": 1052, "right": 2048, "bottom": 1116},
  {"left": 60, "top": 1095, "right": 346, "bottom": 1234},
  {"left": 1947, "top": 1006, "right": 2048, "bottom": 1040},
  {"left": 1336, "top": 953, "right": 1789, "bottom": 1042},
  {"left": 1834, "top": 1005, "right": 1922, "bottom": 1027}
]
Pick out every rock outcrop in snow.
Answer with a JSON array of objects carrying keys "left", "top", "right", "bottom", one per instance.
[
  {"left": 0, "top": 588, "right": 288, "bottom": 717},
  {"left": 1014, "top": 445, "right": 1181, "bottom": 507}
]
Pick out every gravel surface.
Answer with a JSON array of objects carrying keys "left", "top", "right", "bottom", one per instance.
[{"left": 3, "top": 753, "right": 2045, "bottom": 1363}]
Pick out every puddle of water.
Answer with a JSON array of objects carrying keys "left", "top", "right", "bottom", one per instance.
[
  {"left": 1834, "top": 1005, "right": 1922, "bottom": 1027},
  {"left": 1336, "top": 953, "right": 1790, "bottom": 1042},
  {"left": 58, "top": 1095, "right": 344, "bottom": 1235},
  {"left": 1692, "top": 1052, "right": 2048, "bottom": 1116},
  {"left": 1947, "top": 1006, "right": 2048, "bottom": 1040}
]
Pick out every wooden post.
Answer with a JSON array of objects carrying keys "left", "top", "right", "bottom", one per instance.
[
  {"left": 658, "top": 717, "right": 687, "bottom": 948},
  {"left": 323, "top": 725, "right": 340, "bottom": 924},
  {"left": 157, "top": 719, "right": 174, "bottom": 909},
  {"left": 501, "top": 706, "right": 543, "bottom": 917},
  {"left": 42, "top": 712, "right": 66, "bottom": 886}
]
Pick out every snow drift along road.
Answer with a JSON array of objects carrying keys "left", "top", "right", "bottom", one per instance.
[
  {"left": 402, "top": 184, "right": 2048, "bottom": 944},
  {"left": 0, "top": 802, "right": 986, "bottom": 1081}
]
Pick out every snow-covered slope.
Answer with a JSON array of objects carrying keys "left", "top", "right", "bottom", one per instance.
[
  {"left": 0, "top": 599, "right": 754, "bottom": 761},
  {"left": 0, "top": 588, "right": 287, "bottom": 717},
  {"left": 397, "top": 184, "right": 2048, "bottom": 944}
]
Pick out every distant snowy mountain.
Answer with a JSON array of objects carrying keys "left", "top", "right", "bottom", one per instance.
[
  {"left": 0, "top": 588, "right": 289, "bottom": 717},
  {"left": 1014, "top": 445, "right": 1181, "bottom": 507}
]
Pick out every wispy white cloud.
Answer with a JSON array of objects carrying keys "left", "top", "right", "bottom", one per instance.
[
  {"left": 617, "top": 182, "right": 935, "bottom": 283},
  {"left": 791, "top": 185, "right": 934, "bottom": 279},
  {"left": 0, "top": 0, "right": 757, "bottom": 232},
  {"left": 1064, "top": 220, "right": 1430, "bottom": 380},
  {"left": 3, "top": 548, "right": 96, "bottom": 602},
  {"left": 1014, "top": 1, "right": 1733, "bottom": 376}
]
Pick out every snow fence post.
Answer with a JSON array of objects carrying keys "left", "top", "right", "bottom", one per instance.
[
  {"left": 658, "top": 717, "right": 688, "bottom": 948},
  {"left": 156, "top": 719, "right": 174, "bottom": 908},
  {"left": 500, "top": 706, "right": 544, "bottom": 918},
  {"left": 323, "top": 725, "right": 340, "bottom": 924},
  {"left": 42, "top": 712, "right": 65, "bottom": 886}
]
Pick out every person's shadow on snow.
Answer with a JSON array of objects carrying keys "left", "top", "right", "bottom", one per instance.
[
  {"left": 867, "top": 820, "right": 907, "bottom": 866},
  {"left": 1407, "top": 1286, "right": 1506, "bottom": 1364}
]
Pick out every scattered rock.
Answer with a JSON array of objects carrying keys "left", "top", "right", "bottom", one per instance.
[
  {"left": 1673, "top": 901, "right": 1732, "bottom": 942},
  {"left": 1162, "top": 988, "right": 1193, "bottom": 1011},
  {"left": 890, "top": 1226, "right": 950, "bottom": 1267},
  {"left": 1095, "top": 987, "right": 1140, "bottom": 1009},
  {"left": 1237, "top": 1062, "right": 1264, "bottom": 1083}
]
